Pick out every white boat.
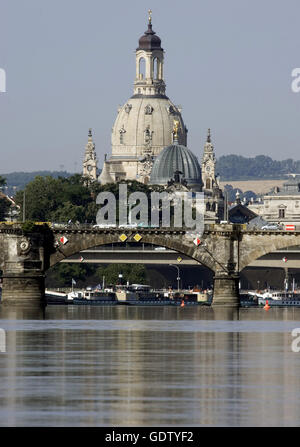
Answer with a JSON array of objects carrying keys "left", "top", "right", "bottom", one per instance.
[
  {"left": 248, "top": 291, "right": 282, "bottom": 301},
  {"left": 67, "top": 290, "right": 84, "bottom": 301},
  {"left": 45, "top": 289, "right": 68, "bottom": 304},
  {"left": 247, "top": 290, "right": 300, "bottom": 306}
]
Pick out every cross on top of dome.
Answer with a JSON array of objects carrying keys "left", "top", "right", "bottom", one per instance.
[{"left": 137, "top": 10, "right": 162, "bottom": 51}]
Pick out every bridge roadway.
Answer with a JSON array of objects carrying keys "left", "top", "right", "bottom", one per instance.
[
  {"left": 61, "top": 244, "right": 300, "bottom": 268},
  {"left": 1, "top": 222, "right": 300, "bottom": 306}
]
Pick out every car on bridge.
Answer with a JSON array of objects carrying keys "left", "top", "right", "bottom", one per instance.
[
  {"left": 261, "top": 223, "right": 283, "bottom": 230},
  {"left": 51, "top": 222, "right": 68, "bottom": 229},
  {"left": 93, "top": 224, "right": 117, "bottom": 228},
  {"left": 119, "top": 224, "right": 138, "bottom": 229}
]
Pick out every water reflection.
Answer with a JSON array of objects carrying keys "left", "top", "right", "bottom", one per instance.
[
  {"left": 0, "top": 305, "right": 300, "bottom": 426},
  {"left": 0, "top": 305, "right": 46, "bottom": 320}
]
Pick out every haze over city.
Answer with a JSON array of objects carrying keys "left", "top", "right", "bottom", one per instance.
[{"left": 1, "top": 0, "right": 300, "bottom": 174}]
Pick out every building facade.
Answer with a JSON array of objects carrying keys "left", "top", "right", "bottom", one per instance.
[{"left": 253, "top": 176, "right": 300, "bottom": 225}]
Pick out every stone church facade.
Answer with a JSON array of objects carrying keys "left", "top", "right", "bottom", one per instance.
[{"left": 99, "top": 13, "right": 187, "bottom": 185}]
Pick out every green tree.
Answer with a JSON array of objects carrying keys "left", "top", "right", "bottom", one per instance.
[
  {"left": 14, "top": 175, "right": 165, "bottom": 224},
  {"left": 0, "top": 176, "right": 11, "bottom": 220},
  {"left": 15, "top": 174, "right": 96, "bottom": 222},
  {"left": 46, "top": 263, "right": 98, "bottom": 288},
  {"left": 96, "top": 264, "right": 147, "bottom": 286},
  {"left": 0, "top": 196, "right": 11, "bottom": 220},
  {"left": 15, "top": 176, "right": 61, "bottom": 221},
  {"left": 216, "top": 154, "right": 300, "bottom": 180},
  {"left": 51, "top": 202, "right": 85, "bottom": 223}
]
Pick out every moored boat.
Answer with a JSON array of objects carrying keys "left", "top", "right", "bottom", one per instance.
[
  {"left": 45, "top": 289, "right": 68, "bottom": 304},
  {"left": 45, "top": 284, "right": 213, "bottom": 306},
  {"left": 246, "top": 290, "right": 300, "bottom": 307},
  {"left": 68, "top": 289, "right": 117, "bottom": 305}
]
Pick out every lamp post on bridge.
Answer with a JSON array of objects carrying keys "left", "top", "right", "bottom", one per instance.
[
  {"left": 118, "top": 273, "right": 123, "bottom": 286},
  {"left": 169, "top": 264, "right": 180, "bottom": 291},
  {"left": 23, "top": 189, "right": 26, "bottom": 221}
]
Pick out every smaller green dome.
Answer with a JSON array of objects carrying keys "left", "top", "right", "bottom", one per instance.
[{"left": 150, "top": 143, "right": 202, "bottom": 190}]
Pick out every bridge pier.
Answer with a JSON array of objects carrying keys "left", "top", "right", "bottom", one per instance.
[
  {"left": 0, "top": 230, "right": 47, "bottom": 307},
  {"left": 212, "top": 273, "right": 240, "bottom": 307},
  {"left": 1, "top": 272, "right": 45, "bottom": 306}
]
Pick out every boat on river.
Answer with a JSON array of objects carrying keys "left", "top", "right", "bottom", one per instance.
[
  {"left": 245, "top": 290, "right": 300, "bottom": 307},
  {"left": 45, "top": 285, "right": 212, "bottom": 306},
  {"left": 45, "top": 289, "right": 69, "bottom": 304},
  {"left": 45, "top": 288, "right": 117, "bottom": 305},
  {"left": 69, "top": 289, "right": 118, "bottom": 305}
]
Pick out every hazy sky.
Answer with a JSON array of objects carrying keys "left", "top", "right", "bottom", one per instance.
[{"left": 1, "top": 0, "right": 300, "bottom": 174}]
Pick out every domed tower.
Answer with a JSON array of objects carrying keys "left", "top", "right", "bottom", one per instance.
[
  {"left": 83, "top": 129, "right": 98, "bottom": 181},
  {"left": 201, "top": 129, "right": 225, "bottom": 223},
  {"left": 99, "top": 11, "right": 187, "bottom": 185},
  {"left": 150, "top": 121, "right": 202, "bottom": 191},
  {"left": 201, "top": 129, "right": 216, "bottom": 191}
]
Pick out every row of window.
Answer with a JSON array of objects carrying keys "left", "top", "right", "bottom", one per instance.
[
  {"left": 138, "top": 57, "right": 161, "bottom": 80},
  {"left": 119, "top": 127, "right": 153, "bottom": 145}
]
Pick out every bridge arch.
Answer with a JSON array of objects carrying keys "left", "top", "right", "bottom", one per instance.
[
  {"left": 48, "top": 230, "right": 216, "bottom": 272},
  {"left": 239, "top": 231, "right": 300, "bottom": 272}
]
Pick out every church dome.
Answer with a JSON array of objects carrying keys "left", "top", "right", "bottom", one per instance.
[
  {"left": 100, "top": 14, "right": 190, "bottom": 186},
  {"left": 137, "top": 23, "right": 162, "bottom": 51},
  {"left": 111, "top": 97, "right": 187, "bottom": 159},
  {"left": 150, "top": 142, "right": 202, "bottom": 190}
]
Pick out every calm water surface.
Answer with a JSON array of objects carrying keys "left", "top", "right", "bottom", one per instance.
[{"left": 0, "top": 305, "right": 300, "bottom": 426}]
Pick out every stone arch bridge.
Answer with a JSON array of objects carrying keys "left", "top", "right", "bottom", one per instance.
[{"left": 1, "top": 222, "right": 300, "bottom": 306}]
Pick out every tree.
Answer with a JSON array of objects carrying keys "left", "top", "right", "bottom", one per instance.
[
  {"left": 14, "top": 174, "right": 165, "bottom": 224},
  {"left": 51, "top": 202, "right": 85, "bottom": 223},
  {"left": 45, "top": 262, "right": 147, "bottom": 288},
  {"left": 0, "top": 196, "right": 11, "bottom": 220},
  {"left": 15, "top": 174, "right": 96, "bottom": 222},
  {"left": 46, "top": 263, "right": 98, "bottom": 288},
  {"left": 0, "top": 176, "right": 11, "bottom": 220},
  {"left": 216, "top": 154, "right": 300, "bottom": 180},
  {"left": 96, "top": 264, "right": 147, "bottom": 286}
]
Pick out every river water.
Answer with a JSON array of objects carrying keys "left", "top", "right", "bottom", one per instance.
[{"left": 0, "top": 305, "right": 300, "bottom": 426}]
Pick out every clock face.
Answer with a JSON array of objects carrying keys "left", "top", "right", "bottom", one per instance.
[
  {"left": 20, "top": 240, "right": 30, "bottom": 251},
  {"left": 206, "top": 165, "right": 210, "bottom": 172},
  {"left": 87, "top": 165, "right": 93, "bottom": 172}
]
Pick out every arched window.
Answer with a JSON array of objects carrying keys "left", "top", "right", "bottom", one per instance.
[
  {"left": 206, "top": 178, "right": 211, "bottom": 189},
  {"left": 206, "top": 202, "right": 211, "bottom": 211},
  {"left": 279, "top": 208, "right": 285, "bottom": 218},
  {"left": 144, "top": 127, "right": 152, "bottom": 144},
  {"left": 139, "top": 58, "right": 146, "bottom": 79},
  {"left": 153, "top": 58, "right": 159, "bottom": 79},
  {"left": 119, "top": 126, "right": 126, "bottom": 144}
]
